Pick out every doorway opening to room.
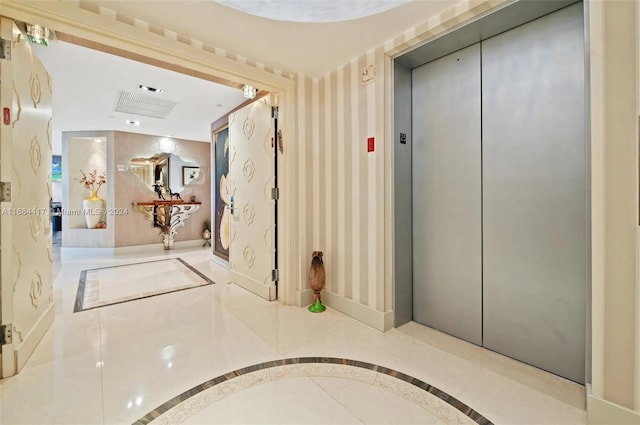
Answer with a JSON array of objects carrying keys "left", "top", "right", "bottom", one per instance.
[
  {"left": 34, "top": 32, "right": 280, "bottom": 302},
  {"left": 0, "top": 17, "right": 284, "bottom": 377}
]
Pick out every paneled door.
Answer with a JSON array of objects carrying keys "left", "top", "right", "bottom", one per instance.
[
  {"left": 227, "top": 97, "right": 276, "bottom": 300},
  {"left": 0, "top": 17, "right": 54, "bottom": 377}
]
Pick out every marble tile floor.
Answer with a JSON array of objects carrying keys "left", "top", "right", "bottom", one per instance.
[
  {"left": 74, "top": 258, "right": 213, "bottom": 312},
  {"left": 0, "top": 247, "right": 586, "bottom": 424}
]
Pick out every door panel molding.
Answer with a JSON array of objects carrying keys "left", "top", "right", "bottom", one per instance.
[
  {"left": 0, "top": 17, "right": 54, "bottom": 377},
  {"left": 228, "top": 97, "right": 276, "bottom": 301}
]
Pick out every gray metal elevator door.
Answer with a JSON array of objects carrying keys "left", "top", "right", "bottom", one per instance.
[
  {"left": 412, "top": 44, "right": 482, "bottom": 345},
  {"left": 482, "top": 3, "right": 586, "bottom": 383}
]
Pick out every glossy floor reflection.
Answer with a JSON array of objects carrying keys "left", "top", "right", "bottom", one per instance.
[{"left": 0, "top": 247, "right": 586, "bottom": 424}]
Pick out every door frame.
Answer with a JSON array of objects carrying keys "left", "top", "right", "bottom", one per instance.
[{"left": 0, "top": 1, "right": 299, "bottom": 305}]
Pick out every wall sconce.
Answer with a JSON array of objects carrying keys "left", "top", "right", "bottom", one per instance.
[
  {"left": 26, "top": 24, "right": 50, "bottom": 46},
  {"left": 243, "top": 84, "right": 257, "bottom": 99}
]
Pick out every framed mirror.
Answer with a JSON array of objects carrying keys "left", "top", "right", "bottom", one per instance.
[{"left": 129, "top": 153, "right": 200, "bottom": 195}]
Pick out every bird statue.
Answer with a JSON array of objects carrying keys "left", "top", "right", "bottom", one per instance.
[{"left": 308, "top": 251, "right": 326, "bottom": 313}]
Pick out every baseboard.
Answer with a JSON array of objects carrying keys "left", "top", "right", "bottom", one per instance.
[
  {"left": 587, "top": 384, "right": 640, "bottom": 424},
  {"left": 113, "top": 240, "right": 204, "bottom": 255},
  {"left": 304, "top": 289, "right": 393, "bottom": 332},
  {"left": 229, "top": 270, "right": 276, "bottom": 301},
  {"left": 298, "top": 289, "right": 314, "bottom": 307},
  {"left": 209, "top": 254, "right": 229, "bottom": 268},
  {"left": 61, "top": 246, "right": 115, "bottom": 259},
  {"left": 14, "top": 302, "right": 54, "bottom": 373},
  {"left": 61, "top": 240, "right": 206, "bottom": 258}
]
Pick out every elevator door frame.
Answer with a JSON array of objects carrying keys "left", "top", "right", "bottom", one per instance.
[{"left": 392, "top": 0, "right": 591, "bottom": 383}]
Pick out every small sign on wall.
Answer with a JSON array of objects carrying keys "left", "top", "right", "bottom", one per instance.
[{"left": 361, "top": 65, "right": 375, "bottom": 85}]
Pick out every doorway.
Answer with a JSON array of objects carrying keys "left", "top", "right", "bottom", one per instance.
[{"left": 394, "top": 1, "right": 588, "bottom": 384}]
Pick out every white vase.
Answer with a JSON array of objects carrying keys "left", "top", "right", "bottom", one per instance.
[{"left": 83, "top": 191, "right": 104, "bottom": 229}]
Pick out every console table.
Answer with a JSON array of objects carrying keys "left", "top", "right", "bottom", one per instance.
[{"left": 132, "top": 200, "right": 201, "bottom": 250}]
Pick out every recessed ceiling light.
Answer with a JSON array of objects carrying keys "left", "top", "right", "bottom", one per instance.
[
  {"left": 94, "top": 138, "right": 103, "bottom": 143},
  {"left": 126, "top": 119, "right": 141, "bottom": 126},
  {"left": 139, "top": 84, "right": 164, "bottom": 94}
]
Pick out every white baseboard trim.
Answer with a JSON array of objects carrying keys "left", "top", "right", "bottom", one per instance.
[
  {"left": 301, "top": 289, "right": 393, "bottom": 332},
  {"left": 61, "top": 240, "right": 206, "bottom": 258},
  {"left": 587, "top": 384, "right": 640, "bottom": 424},
  {"left": 114, "top": 240, "right": 203, "bottom": 255},
  {"left": 298, "top": 288, "right": 314, "bottom": 307},
  {"left": 15, "top": 302, "right": 54, "bottom": 373},
  {"left": 229, "top": 271, "right": 276, "bottom": 301}
]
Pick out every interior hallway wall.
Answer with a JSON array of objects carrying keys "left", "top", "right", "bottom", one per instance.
[
  {"left": 587, "top": 0, "right": 640, "bottom": 420},
  {"left": 113, "top": 132, "right": 211, "bottom": 247},
  {"left": 295, "top": 48, "right": 386, "bottom": 322},
  {"left": 294, "top": 0, "right": 512, "bottom": 330}
]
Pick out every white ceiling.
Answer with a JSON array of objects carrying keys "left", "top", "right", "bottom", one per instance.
[
  {"left": 27, "top": 0, "right": 456, "bottom": 149},
  {"left": 32, "top": 41, "right": 248, "bottom": 144}
]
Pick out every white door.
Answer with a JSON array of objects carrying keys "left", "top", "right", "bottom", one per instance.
[
  {"left": 227, "top": 97, "right": 276, "bottom": 300},
  {"left": 0, "top": 18, "right": 54, "bottom": 377}
]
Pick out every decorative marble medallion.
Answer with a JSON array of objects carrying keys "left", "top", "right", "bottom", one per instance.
[{"left": 134, "top": 357, "right": 493, "bottom": 425}]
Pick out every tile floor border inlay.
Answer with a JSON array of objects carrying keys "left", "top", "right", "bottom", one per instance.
[
  {"left": 134, "top": 357, "right": 493, "bottom": 425},
  {"left": 73, "top": 257, "right": 215, "bottom": 313}
]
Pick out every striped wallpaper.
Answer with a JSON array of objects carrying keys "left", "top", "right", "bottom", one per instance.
[
  {"left": 295, "top": 0, "right": 510, "bottom": 322},
  {"left": 296, "top": 46, "right": 387, "bottom": 314}
]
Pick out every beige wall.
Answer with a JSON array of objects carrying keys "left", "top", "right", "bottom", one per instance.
[
  {"left": 113, "top": 131, "right": 211, "bottom": 247},
  {"left": 62, "top": 130, "right": 210, "bottom": 248},
  {"left": 588, "top": 0, "right": 639, "bottom": 416},
  {"left": 602, "top": 0, "right": 637, "bottom": 409},
  {"left": 296, "top": 46, "right": 387, "bottom": 314}
]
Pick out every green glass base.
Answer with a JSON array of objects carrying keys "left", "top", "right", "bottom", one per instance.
[{"left": 308, "top": 298, "right": 326, "bottom": 313}]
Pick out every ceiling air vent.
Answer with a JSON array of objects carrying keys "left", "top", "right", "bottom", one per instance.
[{"left": 114, "top": 90, "right": 177, "bottom": 119}]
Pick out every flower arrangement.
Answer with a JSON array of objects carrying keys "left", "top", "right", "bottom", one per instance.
[{"left": 76, "top": 169, "right": 106, "bottom": 198}]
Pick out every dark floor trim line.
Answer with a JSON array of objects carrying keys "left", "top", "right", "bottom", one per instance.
[
  {"left": 133, "top": 357, "right": 493, "bottom": 425},
  {"left": 73, "top": 257, "right": 215, "bottom": 313}
]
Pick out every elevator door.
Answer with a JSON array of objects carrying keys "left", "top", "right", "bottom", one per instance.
[
  {"left": 482, "top": 3, "right": 586, "bottom": 383},
  {"left": 411, "top": 2, "right": 585, "bottom": 383},
  {"left": 411, "top": 44, "right": 482, "bottom": 345}
]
